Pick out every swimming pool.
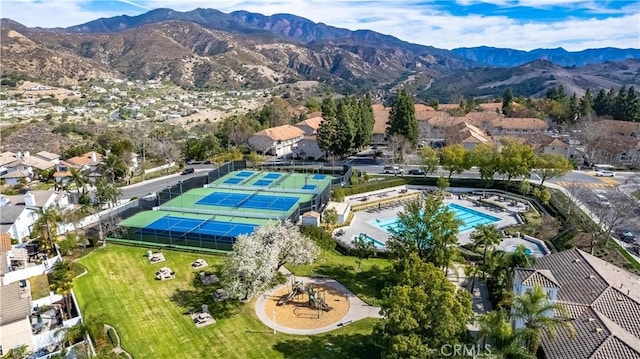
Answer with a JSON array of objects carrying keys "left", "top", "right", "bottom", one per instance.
[
  {"left": 352, "top": 233, "right": 386, "bottom": 248},
  {"left": 370, "top": 203, "right": 500, "bottom": 234},
  {"left": 507, "top": 245, "right": 534, "bottom": 256}
]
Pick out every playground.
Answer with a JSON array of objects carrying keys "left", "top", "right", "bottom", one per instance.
[{"left": 256, "top": 276, "right": 381, "bottom": 335}]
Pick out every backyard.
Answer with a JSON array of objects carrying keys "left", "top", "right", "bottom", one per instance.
[{"left": 74, "top": 244, "right": 382, "bottom": 359}]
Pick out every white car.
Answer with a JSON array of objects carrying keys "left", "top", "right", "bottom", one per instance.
[{"left": 595, "top": 170, "right": 614, "bottom": 177}]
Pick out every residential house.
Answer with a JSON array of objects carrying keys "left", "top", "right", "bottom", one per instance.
[
  {"left": 512, "top": 248, "right": 640, "bottom": 359},
  {"left": 248, "top": 125, "right": 305, "bottom": 157},
  {"left": 372, "top": 104, "right": 389, "bottom": 144},
  {"left": 294, "top": 113, "right": 324, "bottom": 136},
  {"left": 593, "top": 119, "right": 640, "bottom": 138},
  {"left": 56, "top": 151, "right": 104, "bottom": 184},
  {"left": 444, "top": 122, "right": 494, "bottom": 151},
  {"left": 485, "top": 117, "right": 548, "bottom": 137},
  {"left": 0, "top": 151, "right": 57, "bottom": 185},
  {"left": 589, "top": 135, "right": 640, "bottom": 166},
  {"left": 294, "top": 136, "right": 325, "bottom": 160},
  {"left": 526, "top": 134, "right": 584, "bottom": 162},
  {"left": 0, "top": 190, "right": 70, "bottom": 242}
]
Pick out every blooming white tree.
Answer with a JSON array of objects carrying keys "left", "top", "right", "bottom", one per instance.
[{"left": 221, "top": 220, "right": 318, "bottom": 300}]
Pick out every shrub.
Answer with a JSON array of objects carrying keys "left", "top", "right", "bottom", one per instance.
[
  {"left": 331, "top": 188, "right": 345, "bottom": 202},
  {"left": 301, "top": 226, "right": 336, "bottom": 251},
  {"left": 342, "top": 178, "right": 407, "bottom": 196}
]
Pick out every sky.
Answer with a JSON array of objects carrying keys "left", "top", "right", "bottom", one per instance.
[{"left": 1, "top": 0, "right": 639, "bottom": 51}]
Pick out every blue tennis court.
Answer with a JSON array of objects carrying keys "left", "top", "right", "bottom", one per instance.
[
  {"left": 264, "top": 173, "right": 282, "bottom": 179},
  {"left": 236, "top": 171, "right": 254, "bottom": 177},
  {"left": 224, "top": 177, "right": 243, "bottom": 184},
  {"left": 145, "top": 216, "right": 258, "bottom": 237},
  {"left": 302, "top": 184, "right": 316, "bottom": 190},
  {"left": 313, "top": 174, "right": 326, "bottom": 180},
  {"left": 196, "top": 191, "right": 299, "bottom": 211},
  {"left": 254, "top": 180, "right": 273, "bottom": 186}
]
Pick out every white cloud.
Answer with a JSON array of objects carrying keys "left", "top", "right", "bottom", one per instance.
[{"left": 1, "top": 0, "right": 638, "bottom": 50}]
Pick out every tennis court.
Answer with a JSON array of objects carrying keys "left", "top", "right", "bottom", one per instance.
[
  {"left": 212, "top": 170, "right": 335, "bottom": 193},
  {"left": 145, "top": 215, "right": 258, "bottom": 238},
  {"left": 196, "top": 191, "right": 299, "bottom": 211}
]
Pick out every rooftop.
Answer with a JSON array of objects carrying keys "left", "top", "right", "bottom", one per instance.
[
  {"left": 252, "top": 125, "right": 305, "bottom": 141},
  {"left": 521, "top": 248, "right": 640, "bottom": 358}
]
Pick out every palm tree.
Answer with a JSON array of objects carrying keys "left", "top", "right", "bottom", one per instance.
[
  {"left": 32, "top": 206, "right": 62, "bottom": 255},
  {"left": 50, "top": 260, "right": 75, "bottom": 319},
  {"left": 507, "top": 245, "right": 537, "bottom": 269},
  {"left": 511, "top": 285, "right": 575, "bottom": 355},
  {"left": 99, "top": 153, "right": 127, "bottom": 183},
  {"left": 69, "top": 167, "right": 88, "bottom": 194},
  {"left": 55, "top": 315, "right": 106, "bottom": 357},
  {"left": 464, "top": 263, "right": 480, "bottom": 293},
  {"left": 479, "top": 311, "right": 534, "bottom": 359},
  {"left": 472, "top": 224, "right": 502, "bottom": 267}
]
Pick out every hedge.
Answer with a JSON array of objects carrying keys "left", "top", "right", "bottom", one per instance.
[{"left": 342, "top": 178, "right": 408, "bottom": 196}]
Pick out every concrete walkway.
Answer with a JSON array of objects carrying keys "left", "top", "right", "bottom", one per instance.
[{"left": 255, "top": 271, "right": 382, "bottom": 335}]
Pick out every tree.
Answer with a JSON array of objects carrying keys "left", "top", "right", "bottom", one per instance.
[
  {"left": 436, "top": 176, "right": 449, "bottom": 195},
  {"left": 388, "top": 196, "right": 461, "bottom": 271},
  {"left": 322, "top": 207, "right": 338, "bottom": 228},
  {"left": 386, "top": 133, "right": 412, "bottom": 165},
  {"left": 567, "top": 93, "right": 579, "bottom": 123},
  {"left": 470, "top": 143, "right": 499, "bottom": 187},
  {"left": 511, "top": 285, "right": 575, "bottom": 355},
  {"left": 464, "top": 263, "right": 480, "bottom": 293},
  {"left": 471, "top": 224, "right": 502, "bottom": 267},
  {"left": 94, "top": 177, "right": 122, "bottom": 208},
  {"left": 334, "top": 96, "right": 356, "bottom": 157},
  {"left": 331, "top": 187, "right": 345, "bottom": 202},
  {"left": 502, "top": 88, "right": 513, "bottom": 115},
  {"left": 375, "top": 253, "right": 473, "bottom": 359},
  {"left": 49, "top": 260, "right": 75, "bottom": 319},
  {"left": 99, "top": 153, "right": 127, "bottom": 183},
  {"left": 32, "top": 206, "right": 62, "bottom": 254},
  {"left": 317, "top": 94, "right": 338, "bottom": 160},
  {"left": 624, "top": 86, "right": 640, "bottom": 121},
  {"left": 579, "top": 88, "right": 594, "bottom": 118},
  {"left": 479, "top": 311, "right": 533, "bottom": 359},
  {"left": 387, "top": 89, "right": 418, "bottom": 146},
  {"left": 221, "top": 221, "right": 318, "bottom": 300},
  {"left": 534, "top": 153, "right": 573, "bottom": 186},
  {"left": 247, "top": 151, "right": 262, "bottom": 168},
  {"left": 497, "top": 138, "right": 536, "bottom": 184},
  {"left": 181, "top": 134, "right": 221, "bottom": 161},
  {"left": 69, "top": 167, "right": 87, "bottom": 194},
  {"left": 353, "top": 93, "right": 375, "bottom": 149},
  {"left": 440, "top": 144, "right": 470, "bottom": 179},
  {"left": 352, "top": 233, "right": 376, "bottom": 271},
  {"left": 418, "top": 146, "right": 439, "bottom": 174}
]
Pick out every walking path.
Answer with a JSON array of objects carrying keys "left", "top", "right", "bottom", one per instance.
[
  {"left": 104, "top": 324, "right": 133, "bottom": 359},
  {"left": 255, "top": 269, "right": 382, "bottom": 335}
]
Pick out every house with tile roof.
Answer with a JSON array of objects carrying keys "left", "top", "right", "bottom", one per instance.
[
  {"left": 513, "top": 248, "right": 640, "bottom": 359},
  {"left": 294, "top": 114, "right": 324, "bottom": 136},
  {"left": 444, "top": 122, "right": 494, "bottom": 151},
  {"left": 526, "top": 134, "right": 584, "bottom": 163},
  {"left": 248, "top": 125, "right": 305, "bottom": 157}
]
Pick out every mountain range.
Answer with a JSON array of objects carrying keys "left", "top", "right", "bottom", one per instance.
[{"left": 1, "top": 8, "right": 639, "bottom": 102}]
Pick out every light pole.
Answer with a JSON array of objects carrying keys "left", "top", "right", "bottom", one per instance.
[{"left": 273, "top": 309, "right": 277, "bottom": 335}]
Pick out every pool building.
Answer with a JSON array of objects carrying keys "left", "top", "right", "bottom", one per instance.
[{"left": 119, "top": 170, "right": 334, "bottom": 250}]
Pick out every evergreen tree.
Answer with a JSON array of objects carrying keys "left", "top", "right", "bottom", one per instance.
[
  {"left": 606, "top": 87, "right": 617, "bottom": 116},
  {"left": 387, "top": 89, "right": 418, "bottom": 146},
  {"left": 502, "top": 88, "right": 513, "bottom": 115},
  {"left": 613, "top": 85, "right": 627, "bottom": 120},
  {"left": 594, "top": 89, "right": 609, "bottom": 116},
  {"left": 334, "top": 96, "right": 356, "bottom": 157},
  {"left": 353, "top": 93, "right": 375, "bottom": 149},
  {"left": 579, "top": 88, "right": 594, "bottom": 118},
  {"left": 317, "top": 93, "right": 338, "bottom": 159},
  {"left": 567, "top": 93, "right": 579, "bottom": 123},
  {"left": 624, "top": 86, "right": 640, "bottom": 122}
]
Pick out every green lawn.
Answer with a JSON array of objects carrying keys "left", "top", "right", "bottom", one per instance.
[
  {"left": 29, "top": 274, "right": 50, "bottom": 300},
  {"left": 288, "top": 249, "right": 392, "bottom": 306},
  {"left": 74, "top": 245, "right": 380, "bottom": 359}
]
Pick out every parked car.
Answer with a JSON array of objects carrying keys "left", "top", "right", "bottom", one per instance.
[
  {"left": 408, "top": 169, "right": 425, "bottom": 176},
  {"left": 203, "top": 160, "right": 212, "bottom": 165},
  {"left": 595, "top": 170, "right": 615, "bottom": 177},
  {"left": 383, "top": 166, "right": 403, "bottom": 174},
  {"left": 617, "top": 231, "right": 636, "bottom": 243},
  {"left": 181, "top": 167, "right": 195, "bottom": 175}
]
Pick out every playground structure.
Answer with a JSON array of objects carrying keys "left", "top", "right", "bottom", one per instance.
[
  {"left": 307, "top": 284, "right": 333, "bottom": 314},
  {"left": 276, "top": 277, "right": 333, "bottom": 318},
  {"left": 277, "top": 279, "right": 305, "bottom": 306}
]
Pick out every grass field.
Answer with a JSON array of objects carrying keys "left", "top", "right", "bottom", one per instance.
[
  {"left": 289, "top": 249, "right": 392, "bottom": 306},
  {"left": 74, "top": 245, "right": 380, "bottom": 359},
  {"left": 29, "top": 274, "right": 50, "bottom": 300}
]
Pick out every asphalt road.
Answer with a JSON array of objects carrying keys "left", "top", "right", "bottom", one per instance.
[{"left": 120, "top": 165, "right": 213, "bottom": 199}]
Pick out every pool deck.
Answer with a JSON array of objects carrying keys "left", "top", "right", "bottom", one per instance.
[{"left": 336, "top": 196, "right": 519, "bottom": 249}]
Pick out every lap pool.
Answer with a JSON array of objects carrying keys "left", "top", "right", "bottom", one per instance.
[{"left": 370, "top": 203, "right": 500, "bottom": 234}]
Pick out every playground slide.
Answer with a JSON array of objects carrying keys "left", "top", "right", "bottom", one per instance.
[{"left": 277, "top": 290, "right": 297, "bottom": 306}]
